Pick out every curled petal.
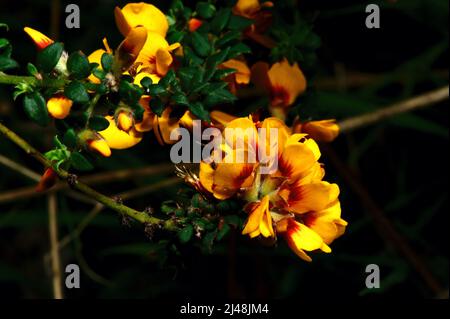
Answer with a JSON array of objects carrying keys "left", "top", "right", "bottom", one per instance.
[
  {"left": 300, "top": 119, "right": 340, "bottom": 143},
  {"left": 114, "top": 3, "right": 168, "bottom": 37},
  {"left": 23, "top": 27, "right": 54, "bottom": 50},
  {"left": 98, "top": 116, "right": 143, "bottom": 150}
]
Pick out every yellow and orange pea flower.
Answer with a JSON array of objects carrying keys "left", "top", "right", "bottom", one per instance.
[
  {"left": 251, "top": 59, "right": 307, "bottom": 113},
  {"left": 199, "top": 116, "right": 347, "bottom": 261},
  {"left": 293, "top": 118, "right": 340, "bottom": 143},
  {"left": 232, "top": 0, "right": 275, "bottom": 48},
  {"left": 86, "top": 3, "right": 186, "bottom": 149},
  {"left": 220, "top": 59, "right": 251, "bottom": 95},
  {"left": 24, "top": 27, "right": 74, "bottom": 120}
]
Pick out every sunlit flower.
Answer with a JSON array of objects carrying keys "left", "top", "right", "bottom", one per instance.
[
  {"left": 198, "top": 116, "right": 346, "bottom": 261},
  {"left": 114, "top": 2, "right": 169, "bottom": 38},
  {"left": 23, "top": 27, "right": 53, "bottom": 50},
  {"left": 251, "top": 59, "right": 307, "bottom": 111},
  {"left": 293, "top": 119, "right": 340, "bottom": 142},
  {"left": 23, "top": 27, "right": 68, "bottom": 75},
  {"left": 46, "top": 95, "right": 73, "bottom": 119},
  {"left": 188, "top": 18, "right": 203, "bottom": 32},
  {"left": 98, "top": 116, "right": 143, "bottom": 150},
  {"left": 220, "top": 59, "right": 251, "bottom": 95}
]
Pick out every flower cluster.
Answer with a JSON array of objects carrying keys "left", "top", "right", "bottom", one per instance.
[{"left": 6, "top": 0, "right": 346, "bottom": 261}]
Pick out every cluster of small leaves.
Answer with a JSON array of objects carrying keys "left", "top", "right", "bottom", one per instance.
[
  {"left": 158, "top": 0, "right": 258, "bottom": 121},
  {"left": 160, "top": 193, "right": 244, "bottom": 252},
  {"left": 270, "top": 11, "right": 321, "bottom": 71}
]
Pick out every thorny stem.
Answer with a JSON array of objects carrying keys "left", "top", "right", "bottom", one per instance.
[{"left": 0, "top": 121, "right": 177, "bottom": 231}]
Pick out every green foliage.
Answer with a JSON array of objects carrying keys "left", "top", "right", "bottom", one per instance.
[
  {"left": 36, "top": 42, "right": 64, "bottom": 73},
  {"left": 22, "top": 92, "right": 49, "bottom": 126},
  {"left": 64, "top": 80, "right": 90, "bottom": 104},
  {"left": 67, "top": 51, "right": 91, "bottom": 79}
]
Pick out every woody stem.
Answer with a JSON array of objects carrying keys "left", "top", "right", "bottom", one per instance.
[
  {"left": 0, "top": 72, "right": 66, "bottom": 88},
  {"left": 0, "top": 121, "right": 177, "bottom": 230}
]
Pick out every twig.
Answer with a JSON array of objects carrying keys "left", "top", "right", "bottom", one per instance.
[
  {"left": 338, "top": 85, "right": 449, "bottom": 133},
  {"left": 0, "top": 164, "right": 174, "bottom": 204},
  {"left": 48, "top": 193, "right": 63, "bottom": 299},
  {"left": 0, "top": 72, "right": 66, "bottom": 88},
  {"left": 322, "top": 144, "right": 444, "bottom": 297},
  {"left": 0, "top": 153, "right": 41, "bottom": 181},
  {"left": 0, "top": 121, "right": 176, "bottom": 230},
  {"left": 48, "top": 177, "right": 181, "bottom": 257}
]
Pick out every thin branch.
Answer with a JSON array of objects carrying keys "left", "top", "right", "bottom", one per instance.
[
  {"left": 48, "top": 193, "right": 63, "bottom": 299},
  {"left": 0, "top": 164, "right": 174, "bottom": 204},
  {"left": 0, "top": 121, "right": 176, "bottom": 230},
  {"left": 0, "top": 72, "right": 66, "bottom": 88},
  {"left": 0, "top": 153, "right": 41, "bottom": 181},
  {"left": 338, "top": 85, "right": 449, "bottom": 133},
  {"left": 322, "top": 144, "right": 444, "bottom": 297}
]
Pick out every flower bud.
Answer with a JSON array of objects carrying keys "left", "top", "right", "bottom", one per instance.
[
  {"left": 117, "top": 111, "right": 134, "bottom": 132},
  {"left": 188, "top": 18, "right": 203, "bottom": 32},
  {"left": 36, "top": 167, "right": 58, "bottom": 192},
  {"left": 47, "top": 95, "right": 73, "bottom": 119},
  {"left": 87, "top": 138, "right": 112, "bottom": 157}
]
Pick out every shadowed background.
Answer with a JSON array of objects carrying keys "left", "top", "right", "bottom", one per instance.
[{"left": 0, "top": 0, "right": 448, "bottom": 299}]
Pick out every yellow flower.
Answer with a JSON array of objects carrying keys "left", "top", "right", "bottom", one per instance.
[
  {"left": 98, "top": 116, "right": 143, "bottom": 150},
  {"left": 46, "top": 95, "right": 73, "bottom": 119},
  {"left": 198, "top": 116, "right": 346, "bottom": 261},
  {"left": 242, "top": 195, "right": 275, "bottom": 238},
  {"left": 293, "top": 119, "right": 340, "bottom": 143},
  {"left": 232, "top": 0, "right": 273, "bottom": 20},
  {"left": 220, "top": 59, "right": 251, "bottom": 94},
  {"left": 114, "top": 2, "right": 169, "bottom": 37},
  {"left": 134, "top": 31, "right": 180, "bottom": 77},
  {"left": 23, "top": 27, "right": 54, "bottom": 50},
  {"left": 87, "top": 138, "right": 112, "bottom": 157},
  {"left": 251, "top": 59, "right": 307, "bottom": 109},
  {"left": 232, "top": 0, "right": 275, "bottom": 48}
]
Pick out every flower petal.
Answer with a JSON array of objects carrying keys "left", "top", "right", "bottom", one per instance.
[
  {"left": 23, "top": 27, "right": 54, "bottom": 50},
  {"left": 47, "top": 96, "right": 72, "bottom": 119},
  {"left": 115, "top": 3, "right": 168, "bottom": 37},
  {"left": 98, "top": 116, "right": 143, "bottom": 149}
]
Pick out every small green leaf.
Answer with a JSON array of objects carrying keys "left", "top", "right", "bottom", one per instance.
[
  {"left": 150, "top": 97, "right": 165, "bottom": 116},
  {"left": 213, "top": 68, "right": 237, "bottom": 80},
  {"left": 37, "top": 42, "right": 64, "bottom": 73},
  {"left": 191, "top": 32, "right": 211, "bottom": 57},
  {"left": 203, "top": 88, "right": 237, "bottom": 108},
  {"left": 63, "top": 129, "right": 78, "bottom": 148},
  {"left": 0, "top": 38, "right": 9, "bottom": 49},
  {"left": 178, "top": 225, "right": 194, "bottom": 243},
  {"left": 228, "top": 43, "right": 251, "bottom": 58},
  {"left": 171, "top": 93, "right": 189, "bottom": 106},
  {"left": 189, "top": 101, "right": 210, "bottom": 121},
  {"left": 0, "top": 56, "right": 19, "bottom": 71},
  {"left": 67, "top": 51, "right": 91, "bottom": 79},
  {"left": 101, "top": 53, "right": 114, "bottom": 72},
  {"left": 217, "top": 223, "right": 231, "bottom": 241},
  {"left": 211, "top": 8, "right": 231, "bottom": 33},
  {"left": 88, "top": 115, "right": 110, "bottom": 131},
  {"left": 147, "top": 84, "right": 166, "bottom": 96},
  {"left": 202, "top": 230, "right": 217, "bottom": 252},
  {"left": 23, "top": 92, "right": 50, "bottom": 126},
  {"left": 140, "top": 76, "right": 153, "bottom": 88},
  {"left": 26, "top": 63, "right": 39, "bottom": 76},
  {"left": 215, "top": 30, "right": 241, "bottom": 48},
  {"left": 70, "top": 152, "right": 94, "bottom": 171},
  {"left": 227, "top": 15, "right": 254, "bottom": 30},
  {"left": 196, "top": 2, "right": 216, "bottom": 19},
  {"left": 159, "top": 69, "right": 176, "bottom": 88},
  {"left": 65, "top": 81, "right": 90, "bottom": 104}
]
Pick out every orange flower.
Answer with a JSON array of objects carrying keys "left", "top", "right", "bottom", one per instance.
[
  {"left": 293, "top": 119, "right": 340, "bottom": 143},
  {"left": 220, "top": 59, "right": 251, "bottom": 94},
  {"left": 232, "top": 0, "right": 275, "bottom": 48},
  {"left": 251, "top": 59, "right": 307, "bottom": 110},
  {"left": 114, "top": 3, "right": 169, "bottom": 37},
  {"left": 23, "top": 27, "right": 54, "bottom": 50},
  {"left": 46, "top": 95, "right": 73, "bottom": 119},
  {"left": 188, "top": 18, "right": 203, "bottom": 32},
  {"left": 198, "top": 116, "right": 346, "bottom": 261}
]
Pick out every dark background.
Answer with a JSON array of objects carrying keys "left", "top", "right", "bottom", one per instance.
[{"left": 0, "top": 0, "right": 448, "bottom": 299}]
